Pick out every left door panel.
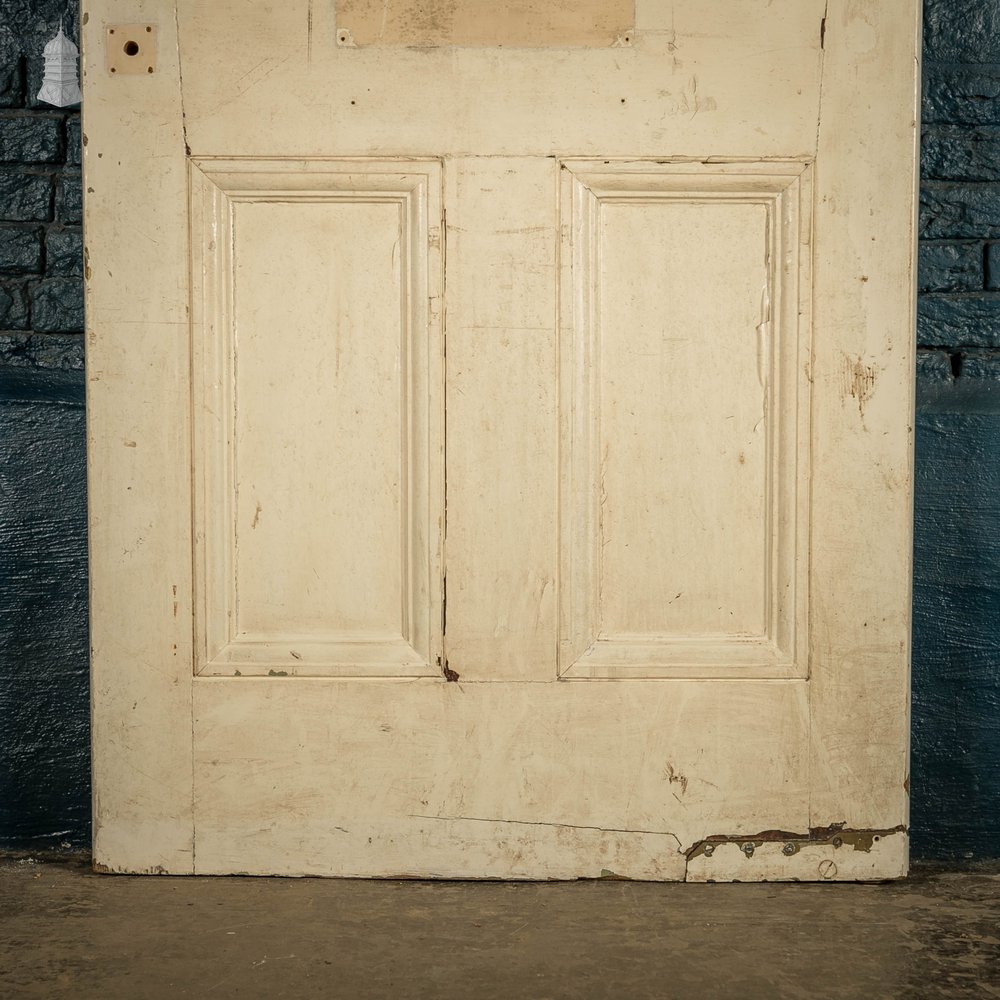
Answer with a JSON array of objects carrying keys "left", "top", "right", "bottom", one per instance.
[{"left": 190, "top": 160, "right": 445, "bottom": 678}]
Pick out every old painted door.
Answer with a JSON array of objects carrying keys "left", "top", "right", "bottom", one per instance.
[{"left": 85, "top": 1, "right": 920, "bottom": 880}]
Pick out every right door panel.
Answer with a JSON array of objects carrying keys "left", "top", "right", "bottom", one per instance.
[{"left": 559, "top": 161, "right": 812, "bottom": 679}]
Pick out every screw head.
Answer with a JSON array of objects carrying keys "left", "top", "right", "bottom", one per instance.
[
  {"left": 783, "top": 842, "right": 797, "bottom": 856},
  {"left": 832, "top": 836, "right": 843, "bottom": 848},
  {"left": 741, "top": 842, "right": 755, "bottom": 857}
]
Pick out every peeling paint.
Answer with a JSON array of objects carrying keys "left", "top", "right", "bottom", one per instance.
[{"left": 686, "top": 823, "right": 908, "bottom": 861}]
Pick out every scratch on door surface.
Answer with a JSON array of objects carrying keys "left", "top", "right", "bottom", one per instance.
[{"left": 841, "top": 353, "right": 878, "bottom": 422}]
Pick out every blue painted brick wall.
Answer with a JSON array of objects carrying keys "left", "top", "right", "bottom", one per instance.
[
  {"left": 0, "top": 0, "right": 89, "bottom": 850},
  {"left": 913, "top": 0, "right": 1000, "bottom": 860}
]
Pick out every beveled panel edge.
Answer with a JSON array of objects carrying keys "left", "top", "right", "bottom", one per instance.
[
  {"left": 560, "top": 637, "right": 799, "bottom": 680},
  {"left": 200, "top": 637, "right": 440, "bottom": 678}
]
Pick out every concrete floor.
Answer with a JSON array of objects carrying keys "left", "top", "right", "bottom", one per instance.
[{"left": 1, "top": 857, "right": 998, "bottom": 999}]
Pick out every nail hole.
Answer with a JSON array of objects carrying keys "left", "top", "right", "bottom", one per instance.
[
  {"left": 950, "top": 351, "right": 963, "bottom": 379},
  {"left": 110, "top": 67, "right": 116, "bottom": 73},
  {"left": 109, "top": 28, "right": 115, "bottom": 34},
  {"left": 123, "top": 40, "right": 140, "bottom": 56},
  {"left": 145, "top": 26, "right": 152, "bottom": 32},
  {"left": 147, "top": 66, "right": 153, "bottom": 73}
]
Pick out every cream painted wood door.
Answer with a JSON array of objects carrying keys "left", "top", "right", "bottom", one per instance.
[{"left": 85, "top": 1, "right": 920, "bottom": 880}]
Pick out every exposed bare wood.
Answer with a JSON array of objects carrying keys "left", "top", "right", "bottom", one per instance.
[{"left": 337, "top": 0, "right": 635, "bottom": 49}]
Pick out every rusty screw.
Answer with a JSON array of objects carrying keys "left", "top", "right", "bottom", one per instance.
[{"left": 742, "top": 842, "right": 755, "bottom": 857}]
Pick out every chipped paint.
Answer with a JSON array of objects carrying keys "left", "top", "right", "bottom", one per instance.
[
  {"left": 598, "top": 868, "right": 632, "bottom": 880},
  {"left": 686, "top": 823, "right": 908, "bottom": 861},
  {"left": 93, "top": 861, "right": 169, "bottom": 875},
  {"left": 684, "top": 824, "right": 909, "bottom": 882}
]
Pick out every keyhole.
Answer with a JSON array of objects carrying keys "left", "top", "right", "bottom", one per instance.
[{"left": 123, "top": 40, "right": 139, "bottom": 56}]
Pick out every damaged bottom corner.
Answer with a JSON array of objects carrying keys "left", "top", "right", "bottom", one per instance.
[{"left": 682, "top": 823, "right": 909, "bottom": 883}]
